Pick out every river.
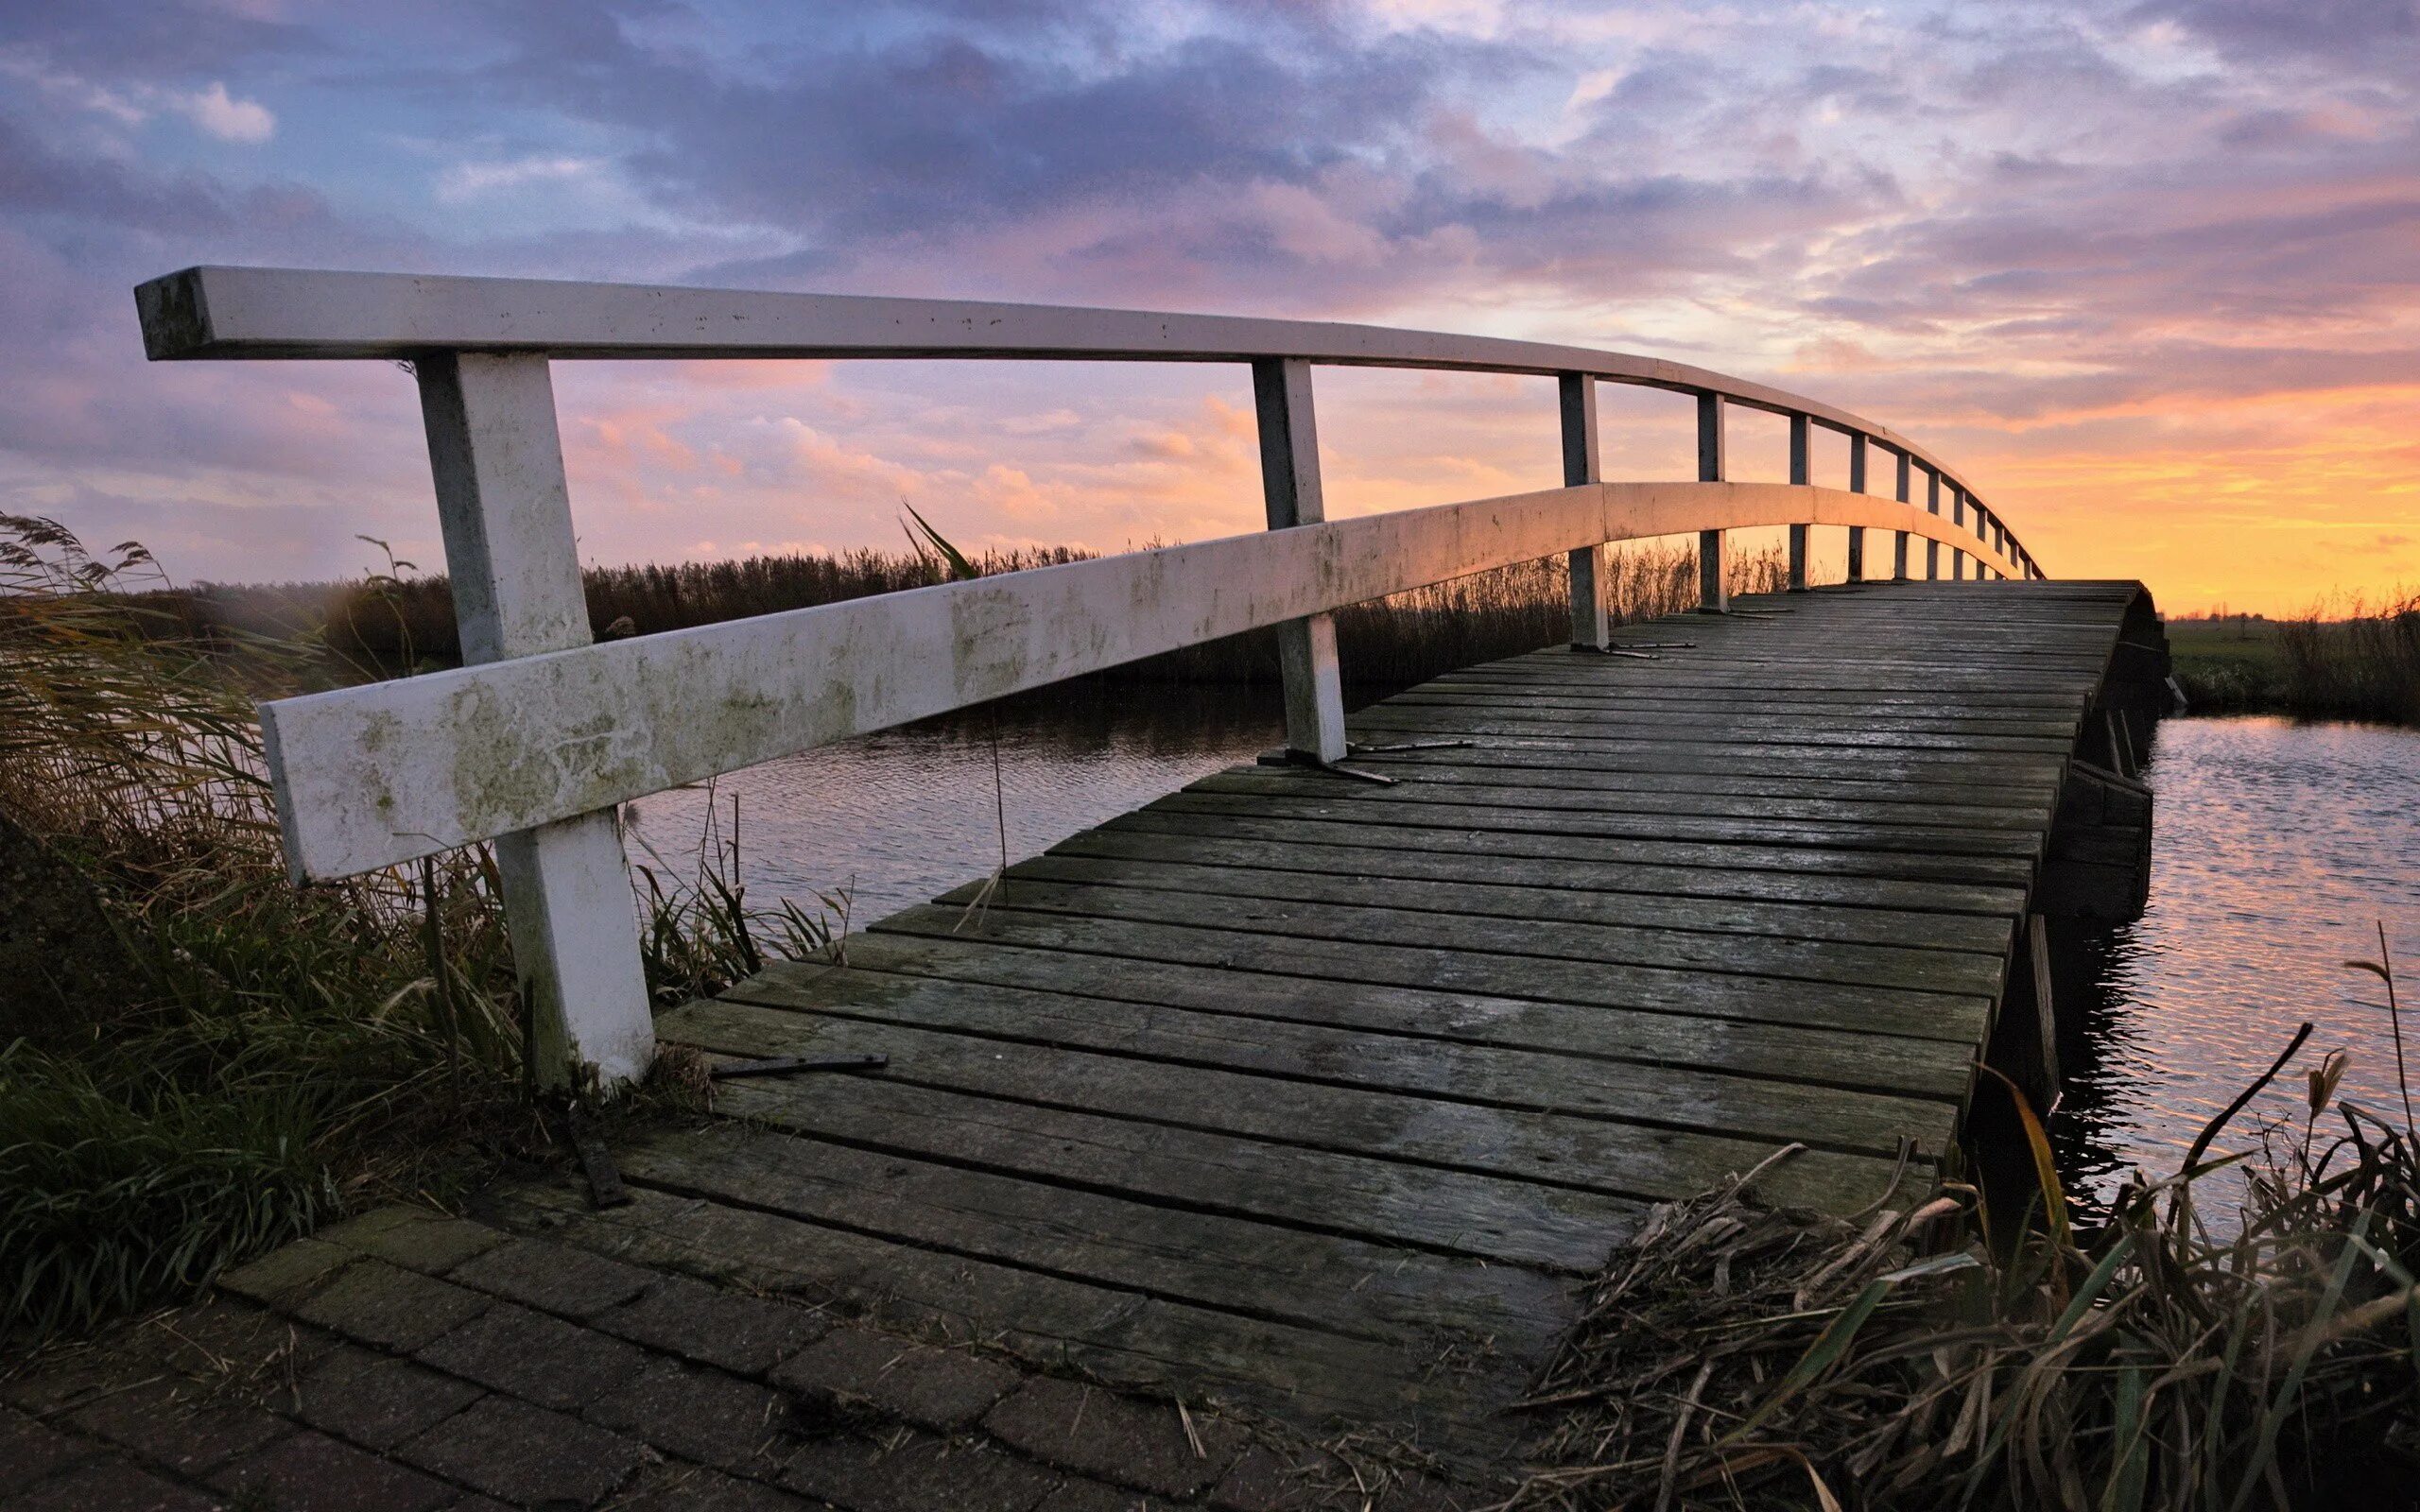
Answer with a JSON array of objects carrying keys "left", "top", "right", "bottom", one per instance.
[{"left": 629, "top": 696, "right": 2420, "bottom": 1196}]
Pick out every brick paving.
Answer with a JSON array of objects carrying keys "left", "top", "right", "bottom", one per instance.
[{"left": 1, "top": 1208, "right": 1471, "bottom": 1511}]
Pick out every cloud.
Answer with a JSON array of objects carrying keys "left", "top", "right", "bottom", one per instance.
[
  {"left": 170, "top": 80, "right": 274, "bottom": 143},
  {"left": 0, "top": 0, "right": 2411, "bottom": 611},
  {"left": 436, "top": 155, "right": 603, "bottom": 202}
]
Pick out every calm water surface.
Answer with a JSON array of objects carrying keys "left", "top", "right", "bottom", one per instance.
[
  {"left": 631, "top": 696, "right": 2420, "bottom": 1193},
  {"left": 2058, "top": 716, "right": 2420, "bottom": 1198}
]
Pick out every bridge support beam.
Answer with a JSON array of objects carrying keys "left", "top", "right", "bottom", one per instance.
[
  {"left": 414, "top": 352, "right": 654, "bottom": 1093},
  {"left": 1893, "top": 451, "right": 1911, "bottom": 580},
  {"left": 1696, "top": 393, "right": 1728, "bottom": 613},
  {"left": 1845, "top": 435, "right": 1867, "bottom": 582},
  {"left": 1560, "top": 374, "right": 1612, "bottom": 649},
  {"left": 1253, "top": 358, "right": 1347, "bottom": 765},
  {"left": 1786, "top": 415, "right": 1810, "bottom": 591}
]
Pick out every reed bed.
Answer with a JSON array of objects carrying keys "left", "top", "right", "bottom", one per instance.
[
  {"left": 2277, "top": 594, "right": 2420, "bottom": 725},
  {"left": 142, "top": 538, "right": 1784, "bottom": 690},
  {"left": 1502, "top": 1029, "right": 2420, "bottom": 1510},
  {"left": 0, "top": 514, "right": 820, "bottom": 1342}
]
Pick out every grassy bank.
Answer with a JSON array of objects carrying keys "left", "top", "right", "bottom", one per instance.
[
  {"left": 0, "top": 517, "right": 816, "bottom": 1342},
  {"left": 1509, "top": 1027, "right": 2420, "bottom": 1509},
  {"left": 2170, "top": 603, "right": 2420, "bottom": 725},
  {"left": 139, "top": 536, "right": 1784, "bottom": 693}
]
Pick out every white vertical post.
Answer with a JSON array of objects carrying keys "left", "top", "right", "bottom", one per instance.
[
  {"left": 1696, "top": 392, "right": 1727, "bottom": 613},
  {"left": 1253, "top": 358, "right": 1346, "bottom": 765},
  {"left": 1925, "top": 469, "right": 1942, "bottom": 580},
  {"left": 415, "top": 352, "right": 654, "bottom": 1092},
  {"left": 1951, "top": 487, "right": 1967, "bottom": 579},
  {"left": 1845, "top": 434, "right": 1868, "bottom": 582},
  {"left": 1785, "top": 414, "right": 1809, "bottom": 592},
  {"left": 1560, "top": 373, "right": 1611, "bottom": 649},
  {"left": 1893, "top": 450, "right": 1911, "bottom": 580}
]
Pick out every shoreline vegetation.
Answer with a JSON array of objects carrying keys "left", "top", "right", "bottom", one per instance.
[
  {"left": 2169, "top": 606, "right": 2420, "bottom": 727},
  {"left": 130, "top": 535, "right": 1787, "bottom": 697}
]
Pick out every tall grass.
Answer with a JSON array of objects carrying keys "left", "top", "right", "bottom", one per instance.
[
  {"left": 0, "top": 515, "right": 818, "bottom": 1342},
  {"left": 1506, "top": 1015, "right": 2420, "bottom": 1509},
  {"left": 2277, "top": 594, "right": 2420, "bottom": 725},
  {"left": 142, "top": 538, "right": 1785, "bottom": 691}
]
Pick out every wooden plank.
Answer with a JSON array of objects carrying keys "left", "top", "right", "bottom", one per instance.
[
  {"left": 1035, "top": 827, "right": 2003, "bottom": 943},
  {"left": 813, "top": 935, "right": 1979, "bottom": 1101},
  {"left": 925, "top": 876, "right": 2007, "bottom": 997},
  {"left": 677, "top": 1060, "right": 1643, "bottom": 1272},
  {"left": 1187, "top": 770, "right": 2048, "bottom": 858},
  {"left": 1098, "top": 808, "right": 2029, "bottom": 914},
  {"left": 1335, "top": 747, "right": 2060, "bottom": 806},
  {"left": 1138, "top": 792, "right": 2038, "bottom": 886},
  {"left": 658, "top": 998, "right": 1927, "bottom": 1211},
  {"left": 711, "top": 967, "right": 1962, "bottom": 1154},
  {"left": 1012, "top": 840, "right": 2015, "bottom": 953},
  {"left": 608, "top": 1122, "right": 1569, "bottom": 1348},
  {"left": 869, "top": 902, "right": 1996, "bottom": 1043},
  {"left": 1379, "top": 693, "right": 2082, "bottom": 737},
  {"left": 1254, "top": 763, "right": 2049, "bottom": 830},
  {"left": 1335, "top": 713, "right": 2075, "bottom": 773}
]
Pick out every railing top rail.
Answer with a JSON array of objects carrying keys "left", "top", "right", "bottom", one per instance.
[{"left": 135, "top": 265, "right": 1999, "bottom": 518}]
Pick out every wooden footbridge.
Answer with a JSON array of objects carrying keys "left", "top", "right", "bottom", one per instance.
[{"left": 139, "top": 269, "right": 2171, "bottom": 1467}]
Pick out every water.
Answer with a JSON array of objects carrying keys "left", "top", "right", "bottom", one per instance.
[
  {"left": 631, "top": 693, "right": 2420, "bottom": 1194},
  {"left": 626, "top": 686, "right": 1283, "bottom": 928},
  {"left": 2057, "top": 716, "right": 2420, "bottom": 1199}
]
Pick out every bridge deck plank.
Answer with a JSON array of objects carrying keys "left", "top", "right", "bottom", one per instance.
[{"left": 491, "top": 581, "right": 2145, "bottom": 1469}]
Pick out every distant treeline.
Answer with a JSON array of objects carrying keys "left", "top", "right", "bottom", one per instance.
[{"left": 133, "top": 541, "right": 1785, "bottom": 695}]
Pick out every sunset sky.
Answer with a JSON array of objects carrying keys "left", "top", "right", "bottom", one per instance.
[{"left": 3, "top": 1, "right": 2414, "bottom": 616}]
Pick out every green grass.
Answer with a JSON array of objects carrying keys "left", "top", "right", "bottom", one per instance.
[
  {"left": 2169, "top": 619, "right": 2291, "bottom": 713},
  {"left": 2168, "top": 609, "right": 2420, "bottom": 725}
]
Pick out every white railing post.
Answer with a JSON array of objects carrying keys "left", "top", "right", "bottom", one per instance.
[
  {"left": 414, "top": 352, "right": 655, "bottom": 1092},
  {"left": 1696, "top": 393, "right": 1728, "bottom": 613},
  {"left": 1846, "top": 434, "right": 1869, "bottom": 583},
  {"left": 1951, "top": 487, "right": 1968, "bottom": 579},
  {"left": 1786, "top": 414, "right": 1810, "bottom": 592},
  {"left": 1252, "top": 358, "right": 1346, "bottom": 765},
  {"left": 1926, "top": 469, "right": 1943, "bottom": 580},
  {"left": 1560, "top": 373, "right": 1611, "bottom": 649},
  {"left": 1893, "top": 450, "right": 1911, "bottom": 580}
]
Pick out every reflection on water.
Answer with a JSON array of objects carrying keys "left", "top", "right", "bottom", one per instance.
[
  {"left": 631, "top": 688, "right": 2420, "bottom": 1200},
  {"left": 627, "top": 686, "right": 1282, "bottom": 927},
  {"left": 2057, "top": 717, "right": 2420, "bottom": 1200}
]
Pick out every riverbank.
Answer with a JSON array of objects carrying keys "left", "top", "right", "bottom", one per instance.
[{"left": 2169, "top": 607, "right": 2420, "bottom": 725}]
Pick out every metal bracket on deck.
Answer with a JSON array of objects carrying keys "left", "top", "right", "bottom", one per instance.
[
  {"left": 1346, "top": 739, "right": 1472, "bottom": 754},
  {"left": 1571, "top": 644, "right": 1658, "bottom": 659},
  {"left": 1256, "top": 748, "right": 1397, "bottom": 783}
]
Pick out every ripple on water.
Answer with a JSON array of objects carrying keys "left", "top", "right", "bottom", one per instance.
[{"left": 2060, "top": 716, "right": 2420, "bottom": 1200}]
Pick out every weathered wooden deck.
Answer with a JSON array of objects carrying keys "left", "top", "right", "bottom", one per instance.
[{"left": 482, "top": 578, "right": 2161, "bottom": 1467}]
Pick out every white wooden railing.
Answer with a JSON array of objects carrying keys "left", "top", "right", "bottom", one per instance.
[{"left": 136, "top": 266, "right": 2039, "bottom": 1091}]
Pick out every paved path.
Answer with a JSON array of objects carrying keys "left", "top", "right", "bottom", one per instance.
[{"left": 3, "top": 1206, "right": 1448, "bottom": 1511}]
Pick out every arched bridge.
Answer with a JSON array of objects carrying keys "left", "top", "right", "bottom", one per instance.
[{"left": 139, "top": 266, "right": 2171, "bottom": 1464}]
